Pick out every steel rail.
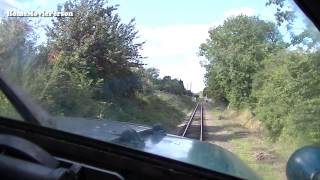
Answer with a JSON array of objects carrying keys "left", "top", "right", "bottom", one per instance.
[
  {"left": 200, "top": 103, "right": 204, "bottom": 141},
  {"left": 182, "top": 102, "right": 199, "bottom": 137}
]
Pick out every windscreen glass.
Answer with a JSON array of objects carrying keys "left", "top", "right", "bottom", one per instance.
[{"left": 0, "top": 0, "right": 319, "bottom": 179}]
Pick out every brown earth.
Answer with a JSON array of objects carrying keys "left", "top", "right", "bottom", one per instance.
[{"left": 202, "top": 101, "right": 287, "bottom": 180}]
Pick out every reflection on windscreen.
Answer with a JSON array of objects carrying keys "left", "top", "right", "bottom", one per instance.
[{"left": 0, "top": 0, "right": 319, "bottom": 179}]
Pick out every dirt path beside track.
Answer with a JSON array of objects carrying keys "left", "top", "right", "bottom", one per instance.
[{"left": 203, "top": 101, "right": 287, "bottom": 180}]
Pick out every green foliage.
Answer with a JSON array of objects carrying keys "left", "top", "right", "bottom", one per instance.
[
  {"left": 253, "top": 51, "right": 320, "bottom": 143},
  {"left": 287, "top": 52, "right": 320, "bottom": 142},
  {"left": 291, "top": 20, "right": 320, "bottom": 50},
  {"left": 252, "top": 52, "right": 295, "bottom": 139},
  {"left": 85, "top": 91, "right": 194, "bottom": 131},
  {"left": 266, "top": 0, "right": 295, "bottom": 28},
  {"left": 3, "top": 0, "right": 318, "bottom": 147},
  {"left": 266, "top": 0, "right": 320, "bottom": 49},
  {"left": 39, "top": 61, "right": 99, "bottom": 117},
  {"left": 47, "top": 0, "right": 144, "bottom": 98},
  {"left": 0, "top": 18, "right": 36, "bottom": 83},
  {"left": 200, "top": 15, "right": 284, "bottom": 107},
  {"left": 0, "top": 1, "right": 192, "bottom": 129},
  {"left": 159, "top": 76, "right": 186, "bottom": 95},
  {"left": 204, "top": 67, "right": 228, "bottom": 102},
  {"left": 140, "top": 68, "right": 192, "bottom": 96},
  {"left": 136, "top": 67, "right": 160, "bottom": 94},
  {"left": 0, "top": 91, "right": 22, "bottom": 120},
  {"left": 201, "top": 12, "right": 320, "bottom": 144}
]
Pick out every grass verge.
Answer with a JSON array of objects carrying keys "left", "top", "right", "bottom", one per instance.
[
  {"left": 207, "top": 103, "right": 292, "bottom": 180},
  {"left": 102, "top": 91, "right": 195, "bottom": 131},
  {"left": 230, "top": 137, "right": 285, "bottom": 179}
]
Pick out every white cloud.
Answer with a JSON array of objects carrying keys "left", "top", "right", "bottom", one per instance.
[
  {"left": 140, "top": 24, "right": 212, "bottom": 57},
  {"left": 1, "top": 0, "right": 32, "bottom": 10},
  {"left": 224, "top": 7, "right": 255, "bottom": 18},
  {"left": 157, "top": 57, "right": 206, "bottom": 93},
  {"left": 1, "top": 0, "right": 51, "bottom": 11},
  {"left": 138, "top": 23, "right": 219, "bottom": 92},
  {"left": 35, "top": 0, "right": 48, "bottom": 5}
]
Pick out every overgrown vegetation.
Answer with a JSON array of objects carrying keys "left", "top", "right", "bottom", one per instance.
[
  {"left": 0, "top": 0, "right": 194, "bottom": 129},
  {"left": 200, "top": 1, "right": 320, "bottom": 144}
]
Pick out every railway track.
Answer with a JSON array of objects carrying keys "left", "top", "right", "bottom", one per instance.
[{"left": 180, "top": 102, "right": 204, "bottom": 141}]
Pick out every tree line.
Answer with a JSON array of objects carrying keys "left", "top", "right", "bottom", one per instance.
[
  {"left": 200, "top": 2, "right": 320, "bottom": 143},
  {"left": 0, "top": 0, "right": 192, "bottom": 119}
]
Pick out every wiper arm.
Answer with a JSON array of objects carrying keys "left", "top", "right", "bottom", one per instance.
[{"left": 0, "top": 72, "right": 53, "bottom": 127}]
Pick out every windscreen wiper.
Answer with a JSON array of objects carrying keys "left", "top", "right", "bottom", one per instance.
[{"left": 0, "top": 72, "right": 53, "bottom": 127}]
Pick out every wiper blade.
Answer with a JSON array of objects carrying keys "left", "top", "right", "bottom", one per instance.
[{"left": 0, "top": 72, "right": 53, "bottom": 127}]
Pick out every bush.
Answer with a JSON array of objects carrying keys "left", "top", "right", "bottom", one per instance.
[{"left": 252, "top": 51, "right": 320, "bottom": 142}]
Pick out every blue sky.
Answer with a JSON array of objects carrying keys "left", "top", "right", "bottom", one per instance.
[{"left": 0, "top": 0, "right": 307, "bottom": 92}]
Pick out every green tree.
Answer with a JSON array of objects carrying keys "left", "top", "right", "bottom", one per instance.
[
  {"left": 200, "top": 15, "right": 284, "bottom": 107},
  {"left": 46, "top": 0, "right": 144, "bottom": 99},
  {"left": 252, "top": 50, "right": 320, "bottom": 142},
  {"left": 292, "top": 20, "right": 320, "bottom": 50},
  {"left": 0, "top": 18, "right": 36, "bottom": 83},
  {"left": 158, "top": 76, "right": 188, "bottom": 95},
  {"left": 266, "top": 0, "right": 295, "bottom": 29}
]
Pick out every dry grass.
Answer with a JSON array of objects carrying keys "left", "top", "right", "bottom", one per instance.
[{"left": 205, "top": 102, "right": 289, "bottom": 180}]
